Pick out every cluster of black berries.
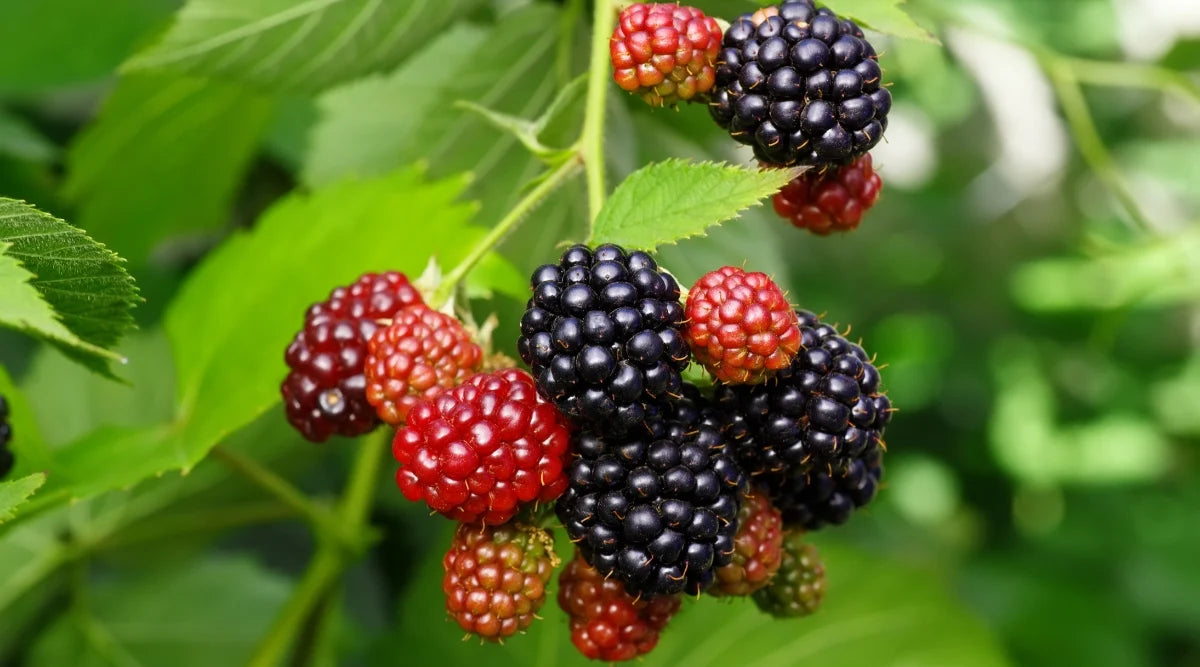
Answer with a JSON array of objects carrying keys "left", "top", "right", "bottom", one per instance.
[
  {"left": 709, "top": 0, "right": 890, "bottom": 167},
  {"left": 711, "top": 310, "right": 891, "bottom": 530},
  {"left": 0, "top": 395, "right": 14, "bottom": 479},
  {"left": 519, "top": 245, "right": 748, "bottom": 597}
]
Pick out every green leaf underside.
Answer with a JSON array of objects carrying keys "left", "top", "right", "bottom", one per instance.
[
  {"left": 0, "top": 474, "right": 46, "bottom": 525},
  {"left": 63, "top": 73, "right": 274, "bottom": 268},
  {"left": 123, "top": 0, "right": 488, "bottom": 93},
  {"left": 0, "top": 200, "right": 139, "bottom": 373},
  {"left": 589, "top": 160, "right": 799, "bottom": 251},
  {"left": 753, "top": 0, "right": 938, "bottom": 43},
  {"left": 381, "top": 528, "right": 1011, "bottom": 667}
]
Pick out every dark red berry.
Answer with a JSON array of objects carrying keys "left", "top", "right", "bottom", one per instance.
[
  {"left": 711, "top": 490, "right": 785, "bottom": 596},
  {"left": 364, "top": 305, "right": 482, "bottom": 426},
  {"left": 558, "top": 554, "right": 681, "bottom": 661},
  {"left": 281, "top": 271, "right": 423, "bottom": 442},
  {"left": 684, "top": 266, "right": 801, "bottom": 384},
  {"left": 611, "top": 3, "right": 723, "bottom": 107},
  {"left": 773, "top": 153, "right": 883, "bottom": 234},
  {"left": 393, "top": 368, "right": 573, "bottom": 525},
  {"left": 443, "top": 522, "right": 557, "bottom": 641}
]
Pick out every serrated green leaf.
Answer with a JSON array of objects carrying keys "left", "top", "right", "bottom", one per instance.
[
  {"left": 457, "top": 73, "right": 589, "bottom": 161},
  {"left": 0, "top": 474, "right": 45, "bottom": 525},
  {"left": 63, "top": 73, "right": 274, "bottom": 268},
  {"left": 123, "top": 0, "right": 488, "bottom": 93},
  {"left": 589, "top": 160, "right": 798, "bottom": 250},
  {"left": 0, "top": 0, "right": 175, "bottom": 93},
  {"left": 750, "top": 0, "right": 938, "bottom": 43}
]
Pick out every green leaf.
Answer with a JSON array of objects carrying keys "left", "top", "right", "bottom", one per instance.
[
  {"left": 63, "top": 73, "right": 274, "bottom": 268},
  {"left": 123, "top": 0, "right": 488, "bottom": 93},
  {"left": 0, "top": 474, "right": 45, "bottom": 525},
  {"left": 0, "top": 109, "right": 57, "bottom": 164},
  {"left": 456, "top": 74, "right": 589, "bottom": 161},
  {"left": 830, "top": 0, "right": 939, "bottom": 43},
  {"left": 28, "top": 556, "right": 291, "bottom": 667},
  {"left": 0, "top": 0, "right": 175, "bottom": 93},
  {"left": 378, "top": 527, "right": 1010, "bottom": 667},
  {"left": 589, "top": 160, "right": 798, "bottom": 251},
  {"left": 0, "top": 365, "right": 51, "bottom": 479}
]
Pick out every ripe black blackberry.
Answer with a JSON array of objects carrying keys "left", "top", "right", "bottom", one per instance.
[
  {"left": 709, "top": 0, "right": 891, "bottom": 167},
  {"left": 0, "top": 395, "right": 13, "bottom": 479},
  {"left": 772, "top": 448, "right": 882, "bottom": 528},
  {"left": 556, "top": 400, "right": 747, "bottom": 597},
  {"left": 517, "top": 244, "right": 689, "bottom": 435},
  {"left": 712, "top": 309, "right": 891, "bottom": 490}
]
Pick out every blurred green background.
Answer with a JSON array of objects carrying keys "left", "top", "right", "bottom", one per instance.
[{"left": 0, "top": 0, "right": 1197, "bottom": 665}]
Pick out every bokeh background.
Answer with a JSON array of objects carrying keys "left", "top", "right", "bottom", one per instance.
[{"left": 0, "top": 0, "right": 1197, "bottom": 665}]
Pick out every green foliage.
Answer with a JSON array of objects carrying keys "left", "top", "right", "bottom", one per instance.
[
  {"left": 0, "top": 200, "right": 138, "bottom": 374},
  {"left": 0, "top": 110, "right": 57, "bottom": 164},
  {"left": 0, "top": 474, "right": 45, "bottom": 525},
  {"left": 63, "top": 73, "right": 274, "bottom": 268},
  {"left": 589, "top": 160, "right": 798, "bottom": 250},
  {"left": 124, "top": 0, "right": 488, "bottom": 92}
]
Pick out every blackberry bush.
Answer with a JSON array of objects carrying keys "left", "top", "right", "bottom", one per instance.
[
  {"left": 709, "top": 0, "right": 891, "bottom": 167},
  {"left": 517, "top": 244, "right": 689, "bottom": 436}
]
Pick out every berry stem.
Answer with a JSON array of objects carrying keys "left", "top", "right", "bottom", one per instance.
[
  {"left": 432, "top": 155, "right": 582, "bottom": 308},
  {"left": 580, "top": 0, "right": 616, "bottom": 224},
  {"left": 246, "top": 429, "right": 388, "bottom": 667},
  {"left": 210, "top": 445, "right": 350, "bottom": 547}
]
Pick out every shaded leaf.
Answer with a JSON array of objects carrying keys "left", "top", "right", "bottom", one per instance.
[
  {"left": 0, "top": 109, "right": 57, "bottom": 163},
  {"left": 63, "top": 73, "right": 274, "bottom": 268},
  {"left": 832, "top": 0, "right": 939, "bottom": 43},
  {"left": 589, "top": 160, "right": 798, "bottom": 250},
  {"left": 124, "top": 0, "right": 488, "bottom": 93}
]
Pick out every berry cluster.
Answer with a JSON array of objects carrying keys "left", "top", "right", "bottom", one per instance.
[
  {"left": 0, "top": 395, "right": 13, "bottom": 480},
  {"left": 709, "top": 0, "right": 890, "bottom": 168}
]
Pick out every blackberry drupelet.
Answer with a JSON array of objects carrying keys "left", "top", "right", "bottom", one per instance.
[
  {"left": 0, "top": 395, "right": 13, "bottom": 479},
  {"left": 714, "top": 309, "right": 891, "bottom": 480},
  {"left": 556, "top": 402, "right": 747, "bottom": 597},
  {"left": 518, "top": 244, "right": 689, "bottom": 435},
  {"left": 709, "top": 0, "right": 891, "bottom": 167},
  {"left": 773, "top": 449, "right": 882, "bottom": 528}
]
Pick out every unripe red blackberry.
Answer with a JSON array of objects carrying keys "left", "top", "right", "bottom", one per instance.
[
  {"left": 773, "top": 153, "right": 882, "bottom": 234},
  {"left": 443, "top": 522, "right": 557, "bottom": 641},
  {"left": 281, "top": 271, "right": 423, "bottom": 442},
  {"left": 364, "top": 306, "right": 483, "bottom": 426},
  {"left": 753, "top": 532, "right": 826, "bottom": 617},
  {"left": 713, "top": 309, "right": 891, "bottom": 479},
  {"left": 518, "top": 244, "right": 689, "bottom": 436},
  {"left": 0, "top": 395, "right": 13, "bottom": 479},
  {"left": 556, "top": 390, "right": 747, "bottom": 597},
  {"left": 684, "top": 266, "right": 801, "bottom": 384},
  {"left": 709, "top": 1, "right": 890, "bottom": 167},
  {"left": 558, "top": 554, "right": 681, "bottom": 661},
  {"left": 711, "top": 490, "right": 784, "bottom": 596},
  {"left": 393, "top": 368, "right": 573, "bottom": 525},
  {"left": 611, "top": 3, "right": 723, "bottom": 107}
]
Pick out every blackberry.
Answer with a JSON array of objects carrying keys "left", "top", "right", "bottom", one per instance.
[
  {"left": 714, "top": 309, "right": 891, "bottom": 479},
  {"left": 709, "top": 1, "right": 890, "bottom": 167},
  {"left": 773, "top": 449, "right": 882, "bottom": 528},
  {"left": 611, "top": 3, "right": 723, "bottom": 107},
  {"left": 773, "top": 153, "right": 883, "bottom": 234},
  {"left": 0, "top": 395, "right": 13, "bottom": 479},
  {"left": 517, "top": 244, "right": 689, "bottom": 435},
  {"left": 556, "top": 401, "right": 746, "bottom": 597},
  {"left": 558, "top": 554, "right": 681, "bottom": 661}
]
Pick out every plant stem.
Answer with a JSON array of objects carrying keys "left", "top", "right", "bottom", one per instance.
[
  {"left": 210, "top": 445, "right": 347, "bottom": 545},
  {"left": 432, "top": 155, "right": 582, "bottom": 307},
  {"left": 246, "top": 429, "right": 388, "bottom": 667},
  {"left": 1045, "top": 60, "right": 1154, "bottom": 234},
  {"left": 1064, "top": 57, "right": 1200, "bottom": 105},
  {"left": 581, "top": 0, "right": 615, "bottom": 224}
]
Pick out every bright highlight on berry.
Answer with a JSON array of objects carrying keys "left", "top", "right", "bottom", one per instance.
[{"left": 611, "top": 3, "right": 723, "bottom": 107}]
